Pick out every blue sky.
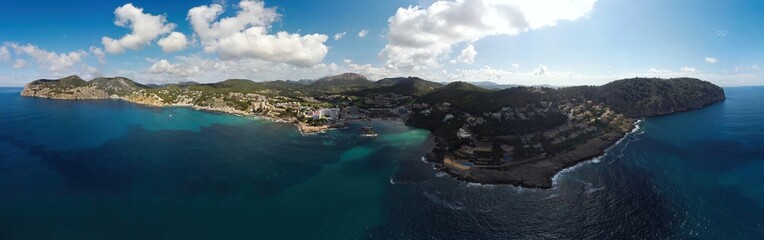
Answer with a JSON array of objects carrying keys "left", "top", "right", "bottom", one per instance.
[{"left": 1, "top": 0, "right": 763, "bottom": 86}]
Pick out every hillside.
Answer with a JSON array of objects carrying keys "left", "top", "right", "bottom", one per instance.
[
  {"left": 355, "top": 77, "right": 443, "bottom": 96},
  {"left": 21, "top": 75, "right": 725, "bottom": 118},
  {"left": 419, "top": 82, "right": 490, "bottom": 108},
  {"left": 20, "top": 75, "right": 148, "bottom": 99},
  {"left": 309, "top": 73, "right": 373, "bottom": 93},
  {"left": 419, "top": 82, "right": 557, "bottom": 113},
  {"left": 559, "top": 78, "right": 726, "bottom": 117},
  {"left": 418, "top": 78, "right": 725, "bottom": 116},
  {"left": 88, "top": 77, "right": 147, "bottom": 95}
]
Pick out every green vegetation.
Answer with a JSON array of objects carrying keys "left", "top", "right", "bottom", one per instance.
[
  {"left": 353, "top": 77, "right": 443, "bottom": 97},
  {"left": 472, "top": 113, "right": 568, "bottom": 136},
  {"left": 559, "top": 77, "right": 726, "bottom": 117},
  {"left": 420, "top": 82, "right": 556, "bottom": 114}
]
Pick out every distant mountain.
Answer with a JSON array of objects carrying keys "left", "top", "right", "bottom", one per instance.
[
  {"left": 355, "top": 77, "right": 443, "bottom": 96},
  {"left": 470, "top": 81, "right": 520, "bottom": 90},
  {"left": 468, "top": 81, "right": 560, "bottom": 90},
  {"left": 286, "top": 79, "right": 316, "bottom": 85},
  {"left": 310, "top": 73, "right": 373, "bottom": 93},
  {"left": 200, "top": 79, "right": 268, "bottom": 92}
]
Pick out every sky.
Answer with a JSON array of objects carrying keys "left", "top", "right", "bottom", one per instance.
[{"left": 1, "top": 0, "right": 763, "bottom": 87}]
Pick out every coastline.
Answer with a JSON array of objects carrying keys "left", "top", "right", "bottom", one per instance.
[
  {"left": 547, "top": 119, "right": 643, "bottom": 188},
  {"left": 428, "top": 120, "right": 638, "bottom": 189},
  {"left": 18, "top": 80, "right": 727, "bottom": 189},
  {"left": 21, "top": 92, "right": 336, "bottom": 135},
  {"left": 12, "top": 94, "right": 650, "bottom": 189}
]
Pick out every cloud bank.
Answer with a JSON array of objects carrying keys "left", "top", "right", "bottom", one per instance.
[
  {"left": 187, "top": 0, "right": 329, "bottom": 67},
  {"left": 381, "top": 0, "right": 596, "bottom": 70}
]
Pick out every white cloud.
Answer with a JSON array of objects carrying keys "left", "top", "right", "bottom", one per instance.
[
  {"left": 753, "top": 64, "right": 760, "bottom": 71},
  {"left": 455, "top": 44, "right": 477, "bottom": 64},
  {"left": 149, "top": 59, "right": 199, "bottom": 76},
  {"left": 141, "top": 55, "right": 328, "bottom": 83},
  {"left": 0, "top": 46, "right": 9, "bottom": 61},
  {"left": 680, "top": 66, "right": 696, "bottom": 73},
  {"left": 334, "top": 32, "right": 347, "bottom": 41},
  {"left": 101, "top": 3, "right": 176, "bottom": 54},
  {"left": 157, "top": 32, "right": 189, "bottom": 53},
  {"left": 187, "top": 0, "right": 329, "bottom": 67},
  {"left": 12, "top": 59, "right": 27, "bottom": 69},
  {"left": 5, "top": 42, "right": 88, "bottom": 72},
  {"left": 716, "top": 30, "right": 728, "bottom": 37},
  {"left": 534, "top": 64, "right": 548, "bottom": 76},
  {"left": 89, "top": 46, "right": 106, "bottom": 63},
  {"left": 511, "top": 63, "right": 520, "bottom": 69},
  {"left": 649, "top": 68, "right": 671, "bottom": 74},
  {"left": 358, "top": 29, "right": 369, "bottom": 38},
  {"left": 381, "top": 0, "right": 596, "bottom": 71},
  {"left": 704, "top": 57, "right": 717, "bottom": 64}
]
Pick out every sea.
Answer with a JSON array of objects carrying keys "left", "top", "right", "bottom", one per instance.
[{"left": 0, "top": 86, "right": 762, "bottom": 239}]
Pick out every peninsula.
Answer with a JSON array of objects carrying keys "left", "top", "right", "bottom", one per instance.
[{"left": 21, "top": 73, "right": 725, "bottom": 188}]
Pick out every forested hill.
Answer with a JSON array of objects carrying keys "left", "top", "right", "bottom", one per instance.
[
  {"left": 416, "top": 77, "right": 725, "bottom": 117},
  {"left": 559, "top": 77, "right": 726, "bottom": 117}
]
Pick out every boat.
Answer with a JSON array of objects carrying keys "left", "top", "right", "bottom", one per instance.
[{"left": 360, "top": 125, "right": 378, "bottom": 137}]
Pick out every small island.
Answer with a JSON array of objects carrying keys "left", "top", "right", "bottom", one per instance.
[{"left": 20, "top": 73, "right": 725, "bottom": 188}]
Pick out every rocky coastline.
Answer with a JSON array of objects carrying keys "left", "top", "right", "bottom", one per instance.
[
  {"left": 20, "top": 74, "right": 727, "bottom": 189},
  {"left": 430, "top": 121, "right": 637, "bottom": 189},
  {"left": 21, "top": 87, "right": 331, "bottom": 135}
]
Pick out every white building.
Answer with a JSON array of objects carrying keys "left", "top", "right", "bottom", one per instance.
[{"left": 314, "top": 108, "right": 340, "bottom": 120}]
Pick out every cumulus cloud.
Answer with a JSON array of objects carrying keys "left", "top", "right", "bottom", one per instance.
[
  {"left": 187, "top": 0, "right": 329, "bottom": 67},
  {"left": 358, "top": 29, "right": 369, "bottom": 38},
  {"left": 704, "top": 57, "right": 717, "bottom": 64},
  {"left": 89, "top": 46, "right": 106, "bottom": 63},
  {"left": 101, "top": 3, "right": 176, "bottom": 54},
  {"left": 334, "top": 32, "right": 347, "bottom": 41},
  {"left": 149, "top": 59, "right": 199, "bottom": 76},
  {"left": 511, "top": 63, "right": 520, "bottom": 69},
  {"left": 381, "top": 0, "right": 596, "bottom": 70},
  {"left": 5, "top": 42, "right": 88, "bottom": 72},
  {"left": 455, "top": 44, "right": 477, "bottom": 64},
  {"left": 680, "top": 66, "right": 696, "bottom": 73},
  {"left": 157, "top": 32, "right": 189, "bottom": 53}
]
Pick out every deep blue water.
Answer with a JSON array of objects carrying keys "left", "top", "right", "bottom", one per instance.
[{"left": 1, "top": 86, "right": 763, "bottom": 239}]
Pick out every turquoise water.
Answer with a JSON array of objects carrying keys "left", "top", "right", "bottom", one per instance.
[{"left": 1, "top": 87, "right": 763, "bottom": 239}]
